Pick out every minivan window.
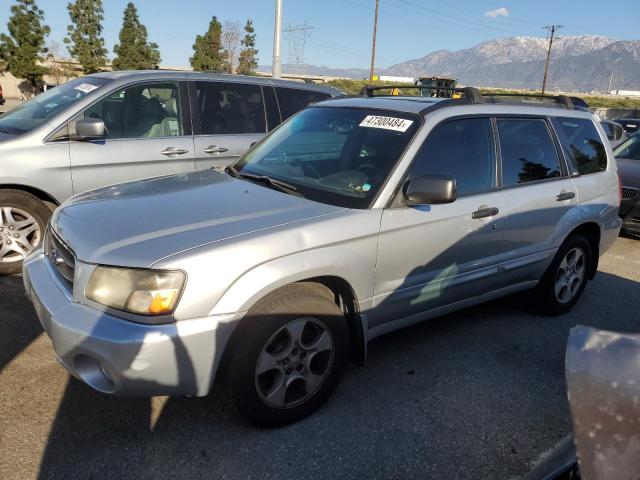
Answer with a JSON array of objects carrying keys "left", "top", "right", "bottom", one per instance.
[
  {"left": 83, "top": 82, "right": 182, "bottom": 139},
  {"left": 0, "top": 77, "right": 111, "bottom": 135},
  {"left": 234, "top": 106, "right": 420, "bottom": 209},
  {"left": 614, "top": 134, "right": 640, "bottom": 160},
  {"left": 195, "top": 82, "right": 266, "bottom": 135},
  {"left": 411, "top": 117, "right": 496, "bottom": 196},
  {"left": 498, "top": 118, "right": 561, "bottom": 186},
  {"left": 276, "top": 87, "right": 331, "bottom": 121},
  {"left": 553, "top": 117, "right": 607, "bottom": 175}
]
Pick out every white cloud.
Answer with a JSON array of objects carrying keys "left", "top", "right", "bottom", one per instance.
[{"left": 484, "top": 7, "right": 509, "bottom": 18}]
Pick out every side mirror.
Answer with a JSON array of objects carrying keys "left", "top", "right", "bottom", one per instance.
[
  {"left": 75, "top": 118, "right": 105, "bottom": 140},
  {"left": 404, "top": 175, "right": 457, "bottom": 206}
]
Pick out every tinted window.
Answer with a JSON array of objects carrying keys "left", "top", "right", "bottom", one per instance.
[
  {"left": 263, "top": 86, "right": 281, "bottom": 131},
  {"left": 84, "top": 82, "right": 182, "bottom": 139},
  {"left": 411, "top": 118, "right": 496, "bottom": 196},
  {"left": 195, "top": 82, "right": 266, "bottom": 135},
  {"left": 553, "top": 117, "right": 607, "bottom": 175},
  {"left": 613, "top": 134, "right": 640, "bottom": 160},
  {"left": 601, "top": 121, "right": 614, "bottom": 140},
  {"left": 497, "top": 119, "right": 561, "bottom": 186},
  {"left": 276, "top": 87, "right": 331, "bottom": 120}
]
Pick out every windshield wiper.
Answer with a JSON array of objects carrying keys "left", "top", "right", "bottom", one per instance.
[{"left": 225, "top": 165, "right": 303, "bottom": 197}]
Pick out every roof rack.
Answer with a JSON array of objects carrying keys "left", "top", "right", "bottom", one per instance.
[{"left": 358, "top": 85, "right": 587, "bottom": 111}]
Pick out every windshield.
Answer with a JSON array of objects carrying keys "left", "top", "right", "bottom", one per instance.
[
  {"left": 613, "top": 133, "right": 640, "bottom": 160},
  {"left": 0, "top": 77, "right": 111, "bottom": 135},
  {"left": 234, "top": 106, "right": 420, "bottom": 208}
]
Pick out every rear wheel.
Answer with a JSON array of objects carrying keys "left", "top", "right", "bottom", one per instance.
[
  {"left": 225, "top": 283, "right": 349, "bottom": 427},
  {"left": 0, "top": 190, "right": 51, "bottom": 275},
  {"left": 536, "top": 234, "right": 592, "bottom": 315}
]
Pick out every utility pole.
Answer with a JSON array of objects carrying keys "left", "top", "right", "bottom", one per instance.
[
  {"left": 607, "top": 71, "right": 614, "bottom": 94},
  {"left": 273, "top": 0, "right": 283, "bottom": 79},
  {"left": 369, "top": 0, "right": 380, "bottom": 83},
  {"left": 541, "top": 24, "right": 563, "bottom": 94},
  {"left": 284, "top": 22, "right": 314, "bottom": 64}
]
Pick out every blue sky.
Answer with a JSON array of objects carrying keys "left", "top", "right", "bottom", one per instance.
[{"left": 1, "top": 0, "right": 638, "bottom": 69}]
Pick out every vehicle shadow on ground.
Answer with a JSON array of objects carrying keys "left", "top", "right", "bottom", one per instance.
[
  {"left": 0, "top": 275, "right": 42, "bottom": 372},
  {"left": 35, "top": 269, "right": 640, "bottom": 479}
]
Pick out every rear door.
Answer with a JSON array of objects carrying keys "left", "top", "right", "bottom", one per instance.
[
  {"left": 69, "top": 80, "right": 195, "bottom": 193},
  {"left": 191, "top": 81, "right": 268, "bottom": 171},
  {"left": 497, "top": 117, "right": 578, "bottom": 286}
]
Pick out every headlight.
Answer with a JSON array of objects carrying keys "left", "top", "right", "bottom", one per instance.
[{"left": 85, "top": 266, "right": 186, "bottom": 317}]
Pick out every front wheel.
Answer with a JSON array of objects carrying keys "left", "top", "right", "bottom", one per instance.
[
  {"left": 225, "top": 283, "right": 349, "bottom": 427},
  {"left": 535, "top": 234, "right": 592, "bottom": 315},
  {"left": 0, "top": 190, "right": 52, "bottom": 275}
]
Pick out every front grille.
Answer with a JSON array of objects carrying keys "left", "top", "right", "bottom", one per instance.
[
  {"left": 45, "top": 228, "right": 76, "bottom": 290},
  {"left": 621, "top": 187, "right": 638, "bottom": 200}
]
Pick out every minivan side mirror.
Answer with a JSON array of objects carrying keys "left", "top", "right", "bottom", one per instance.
[
  {"left": 75, "top": 118, "right": 105, "bottom": 140},
  {"left": 404, "top": 175, "right": 457, "bottom": 206}
]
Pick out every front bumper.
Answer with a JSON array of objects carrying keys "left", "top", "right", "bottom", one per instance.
[{"left": 22, "top": 251, "right": 243, "bottom": 397}]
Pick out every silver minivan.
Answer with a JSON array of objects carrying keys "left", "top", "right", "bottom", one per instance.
[
  {"left": 0, "top": 71, "right": 340, "bottom": 274},
  {"left": 23, "top": 89, "right": 621, "bottom": 426}
]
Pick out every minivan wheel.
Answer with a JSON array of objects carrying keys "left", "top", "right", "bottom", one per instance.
[
  {"left": 0, "top": 189, "right": 51, "bottom": 275},
  {"left": 536, "top": 234, "right": 592, "bottom": 315},
  {"left": 225, "top": 283, "right": 349, "bottom": 428}
]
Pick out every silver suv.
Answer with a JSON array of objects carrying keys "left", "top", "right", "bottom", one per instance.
[
  {"left": 0, "top": 71, "right": 339, "bottom": 274},
  {"left": 23, "top": 88, "right": 621, "bottom": 427}
]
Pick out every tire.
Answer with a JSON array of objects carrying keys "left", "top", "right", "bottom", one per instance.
[
  {"left": 0, "top": 189, "right": 52, "bottom": 275},
  {"left": 535, "top": 234, "right": 592, "bottom": 315},
  {"left": 225, "top": 283, "right": 350, "bottom": 428}
]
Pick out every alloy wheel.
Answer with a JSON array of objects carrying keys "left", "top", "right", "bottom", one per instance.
[
  {"left": 0, "top": 207, "right": 42, "bottom": 264},
  {"left": 554, "top": 247, "right": 586, "bottom": 304}
]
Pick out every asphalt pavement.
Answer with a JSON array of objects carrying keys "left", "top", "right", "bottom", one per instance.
[{"left": 1, "top": 235, "right": 639, "bottom": 480}]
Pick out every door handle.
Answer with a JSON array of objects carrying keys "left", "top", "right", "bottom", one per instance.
[
  {"left": 161, "top": 147, "right": 189, "bottom": 156},
  {"left": 556, "top": 191, "right": 576, "bottom": 201},
  {"left": 472, "top": 207, "right": 499, "bottom": 219},
  {"left": 203, "top": 145, "right": 229, "bottom": 154}
]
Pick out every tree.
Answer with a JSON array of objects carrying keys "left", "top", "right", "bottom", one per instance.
[
  {"left": 112, "top": 3, "right": 160, "bottom": 70},
  {"left": 190, "top": 16, "right": 228, "bottom": 72},
  {"left": 0, "top": 0, "right": 50, "bottom": 92},
  {"left": 46, "top": 41, "right": 78, "bottom": 84},
  {"left": 221, "top": 21, "right": 241, "bottom": 74},
  {"left": 237, "top": 19, "right": 258, "bottom": 76},
  {"left": 65, "top": 0, "right": 108, "bottom": 74}
]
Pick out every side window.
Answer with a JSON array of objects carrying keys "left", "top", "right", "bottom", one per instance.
[
  {"left": 195, "top": 82, "right": 266, "bottom": 135},
  {"left": 553, "top": 117, "right": 607, "bottom": 175},
  {"left": 614, "top": 124, "right": 624, "bottom": 141},
  {"left": 411, "top": 117, "right": 496, "bottom": 196},
  {"left": 263, "top": 86, "right": 281, "bottom": 131},
  {"left": 497, "top": 118, "right": 561, "bottom": 186},
  {"left": 601, "top": 121, "right": 614, "bottom": 140},
  {"left": 84, "top": 82, "right": 182, "bottom": 139},
  {"left": 276, "top": 87, "right": 331, "bottom": 121}
]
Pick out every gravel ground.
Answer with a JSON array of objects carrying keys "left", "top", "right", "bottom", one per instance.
[{"left": 1, "top": 235, "right": 639, "bottom": 480}]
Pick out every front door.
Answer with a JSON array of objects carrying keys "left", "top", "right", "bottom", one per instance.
[
  {"left": 192, "top": 81, "right": 267, "bottom": 171},
  {"left": 69, "top": 81, "right": 195, "bottom": 194},
  {"left": 372, "top": 117, "right": 505, "bottom": 328}
]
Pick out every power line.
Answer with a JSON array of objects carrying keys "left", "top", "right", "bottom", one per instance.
[
  {"left": 284, "top": 22, "right": 314, "bottom": 64},
  {"left": 541, "top": 25, "right": 564, "bottom": 94}
]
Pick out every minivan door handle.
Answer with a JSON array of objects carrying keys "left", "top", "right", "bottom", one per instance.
[
  {"left": 203, "top": 145, "right": 229, "bottom": 154},
  {"left": 161, "top": 147, "right": 189, "bottom": 156},
  {"left": 472, "top": 207, "right": 499, "bottom": 219},
  {"left": 556, "top": 190, "right": 576, "bottom": 201}
]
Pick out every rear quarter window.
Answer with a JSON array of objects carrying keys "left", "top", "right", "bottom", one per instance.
[
  {"left": 275, "top": 87, "right": 331, "bottom": 121},
  {"left": 552, "top": 117, "right": 607, "bottom": 175}
]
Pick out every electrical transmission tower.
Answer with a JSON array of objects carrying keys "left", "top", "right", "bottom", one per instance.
[
  {"left": 541, "top": 25, "right": 564, "bottom": 94},
  {"left": 284, "top": 22, "right": 313, "bottom": 64}
]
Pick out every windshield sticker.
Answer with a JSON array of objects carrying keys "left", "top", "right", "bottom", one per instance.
[
  {"left": 362, "top": 183, "right": 371, "bottom": 192},
  {"left": 359, "top": 115, "right": 413, "bottom": 132},
  {"left": 74, "top": 83, "right": 100, "bottom": 94}
]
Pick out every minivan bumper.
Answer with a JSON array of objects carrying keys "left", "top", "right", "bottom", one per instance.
[{"left": 23, "top": 251, "right": 243, "bottom": 397}]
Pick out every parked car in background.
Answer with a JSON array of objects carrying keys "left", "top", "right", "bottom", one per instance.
[
  {"left": 614, "top": 117, "right": 640, "bottom": 135},
  {"left": 23, "top": 88, "right": 621, "bottom": 427},
  {"left": 0, "top": 84, "right": 5, "bottom": 106},
  {"left": 614, "top": 132, "right": 640, "bottom": 235},
  {"left": 600, "top": 119, "right": 627, "bottom": 148},
  {"left": 0, "top": 71, "right": 340, "bottom": 274}
]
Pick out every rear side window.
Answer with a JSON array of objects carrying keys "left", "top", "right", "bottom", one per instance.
[
  {"left": 553, "top": 117, "right": 607, "bottom": 175},
  {"left": 263, "top": 86, "right": 281, "bottom": 131},
  {"left": 497, "top": 118, "right": 561, "bottom": 186},
  {"left": 195, "top": 81, "right": 266, "bottom": 135},
  {"left": 275, "top": 87, "right": 331, "bottom": 121},
  {"left": 411, "top": 118, "right": 496, "bottom": 196}
]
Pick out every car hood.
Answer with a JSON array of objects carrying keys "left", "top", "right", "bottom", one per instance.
[
  {"left": 617, "top": 157, "right": 640, "bottom": 187},
  {"left": 53, "top": 170, "right": 346, "bottom": 267}
]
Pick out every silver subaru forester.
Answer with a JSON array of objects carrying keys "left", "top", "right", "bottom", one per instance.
[{"left": 23, "top": 89, "right": 621, "bottom": 426}]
